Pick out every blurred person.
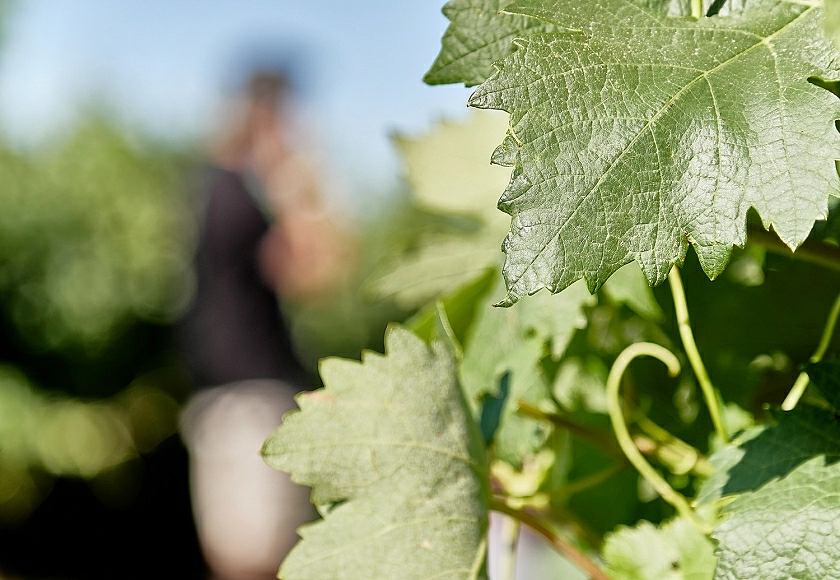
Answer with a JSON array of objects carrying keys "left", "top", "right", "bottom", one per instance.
[{"left": 179, "top": 69, "right": 353, "bottom": 580}]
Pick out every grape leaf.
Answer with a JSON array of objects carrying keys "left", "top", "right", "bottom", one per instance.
[
  {"left": 552, "top": 355, "right": 610, "bottom": 413},
  {"left": 696, "top": 406, "right": 840, "bottom": 580},
  {"left": 467, "top": 0, "right": 840, "bottom": 304},
  {"left": 459, "top": 278, "right": 594, "bottom": 407},
  {"left": 406, "top": 268, "right": 496, "bottom": 345},
  {"left": 601, "top": 262, "right": 664, "bottom": 321},
  {"left": 458, "top": 285, "right": 551, "bottom": 466},
  {"left": 262, "top": 326, "right": 489, "bottom": 580},
  {"left": 519, "top": 282, "right": 595, "bottom": 358},
  {"left": 424, "top": 0, "right": 706, "bottom": 88},
  {"left": 488, "top": 336, "right": 550, "bottom": 464},
  {"left": 367, "top": 112, "right": 510, "bottom": 308},
  {"left": 825, "top": 0, "right": 840, "bottom": 48},
  {"left": 603, "top": 518, "right": 716, "bottom": 580}
]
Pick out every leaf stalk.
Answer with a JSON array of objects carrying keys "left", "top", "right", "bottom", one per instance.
[
  {"left": 668, "top": 266, "right": 729, "bottom": 443},
  {"left": 515, "top": 401, "right": 621, "bottom": 457},
  {"left": 748, "top": 225, "right": 840, "bottom": 274},
  {"left": 550, "top": 462, "right": 628, "bottom": 500},
  {"left": 490, "top": 499, "right": 610, "bottom": 580},
  {"left": 517, "top": 401, "right": 713, "bottom": 477}
]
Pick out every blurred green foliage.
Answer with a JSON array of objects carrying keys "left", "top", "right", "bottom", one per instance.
[
  {"left": 0, "top": 112, "right": 435, "bottom": 523},
  {"left": 0, "top": 116, "right": 195, "bottom": 520},
  {"left": 0, "top": 117, "right": 195, "bottom": 355},
  {"left": 0, "top": 365, "right": 180, "bottom": 522}
]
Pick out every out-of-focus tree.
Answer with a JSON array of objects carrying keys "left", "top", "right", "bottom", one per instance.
[
  {"left": 0, "top": 116, "right": 196, "bottom": 521},
  {"left": 0, "top": 116, "right": 195, "bottom": 355}
]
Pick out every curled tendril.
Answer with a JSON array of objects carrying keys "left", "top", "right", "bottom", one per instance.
[{"left": 606, "top": 342, "right": 712, "bottom": 534}]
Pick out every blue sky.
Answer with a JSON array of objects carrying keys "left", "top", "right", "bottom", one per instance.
[{"left": 0, "top": 0, "right": 475, "bottom": 194}]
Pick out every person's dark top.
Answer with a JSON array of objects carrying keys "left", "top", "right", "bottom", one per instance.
[{"left": 179, "top": 167, "right": 306, "bottom": 388}]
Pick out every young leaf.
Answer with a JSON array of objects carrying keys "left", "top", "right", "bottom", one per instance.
[
  {"left": 518, "top": 282, "right": 595, "bottom": 358},
  {"left": 602, "top": 262, "right": 665, "bottom": 322},
  {"left": 459, "top": 276, "right": 594, "bottom": 466},
  {"left": 468, "top": 0, "right": 840, "bottom": 304},
  {"left": 366, "top": 231, "right": 501, "bottom": 308},
  {"left": 407, "top": 268, "right": 496, "bottom": 344},
  {"left": 603, "top": 518, "right": 716, "bottom": 580},
  {"left": 458, "top": 286, "right": 551, "bottom": 465},
  {"left": 367, "top": 112, "right": 511, "bottom": 308},
  {"left": 394, "top": 110, "right": 511, "bottom": 225},
  {"left": 262, "top": 326, "right": 489, "bottom": 580},
  {"left": 424, "top": 0, "right": 552, "bottom": 86},
  {"left": 697, "top": 406, "right": 840, "bottom": 580}
]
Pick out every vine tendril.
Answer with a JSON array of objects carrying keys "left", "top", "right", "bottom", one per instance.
[{"left": 606, "top": 342, "right": 712, "bottom": 534}]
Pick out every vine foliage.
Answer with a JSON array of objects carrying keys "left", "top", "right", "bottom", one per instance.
[{"left": 263, "top": 1, "right": 840, "bottom": 578}]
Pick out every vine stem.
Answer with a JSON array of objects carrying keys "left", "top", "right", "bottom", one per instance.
[
  {"left": 551, "top": 462, "right": 627, "bottom": 500},
  {"left": 748, "top": 224, "right": 840, "bottom": 274},
  {"left": 668, "top": 266, "right": 729, "bottom": 444},
  {"left": 517, "top": 401, "right": 713, "bottom": 476},
  {"left": 691, "top": 0, "right": 704, "bottom": 19},
  {"left": 606, "top": 342, "right": 712, "bottom": 534},
  {"left": 490, "top": 499, "right": 610, "bottom": 580},
  {"left": 515, "top": 402, "right": 621, "bottom": 457},
  {"left": 781, "top": 291, "right": 840, "bottom": 410}
]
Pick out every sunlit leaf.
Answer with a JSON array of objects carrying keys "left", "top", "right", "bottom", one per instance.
[
  {"left": 697, "top": 406, "right": 840, "bottom": 580},
  {"left": 465, "top": 0, "right": 840, "bottom": 303},
  {"left": 263, "top": 326, "right": 489, "bottom": 580}
]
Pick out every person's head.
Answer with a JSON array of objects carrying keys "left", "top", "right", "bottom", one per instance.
[
  {"left": 213, "top": 70, "right": 293, "bottom": 170},
  {"left": 246, "top": 71, "right": 290, "bottom": 129}
]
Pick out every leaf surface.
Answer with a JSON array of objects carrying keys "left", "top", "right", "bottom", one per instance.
[
  {"left": 467, "top": 0, "right": 840, "bottom": 303},
  {"left": 263, "top": 326, "right": 489, "bottom": 580},
  {"left": 366, "top": 231, "right": 500, "bottom": 308},
  {"left": 601, "top": 262, "right": 664, "bottom": 321},
  {"left": 697, "top": 406, "right": 840, "bottom": 580},
  {"left": 367, "top": 112, "right": 510, "bottom": 308}
]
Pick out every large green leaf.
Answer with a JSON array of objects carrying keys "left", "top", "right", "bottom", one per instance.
[
  {"left": 466, "top": 0, "right": 840, "bottom": 304},
  {"left": 262, "top": 326, "right": 489, "bottom": 580},
  {"left": 696, "top": 406, "right": 840, "bottom": 580},
  {"left": 424, "top": 0, "right": 702, "bottom": 88}
]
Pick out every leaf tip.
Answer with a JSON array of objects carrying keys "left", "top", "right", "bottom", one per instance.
[{"left": 493, "top": 293, "right": 517, "bottom": 307}]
